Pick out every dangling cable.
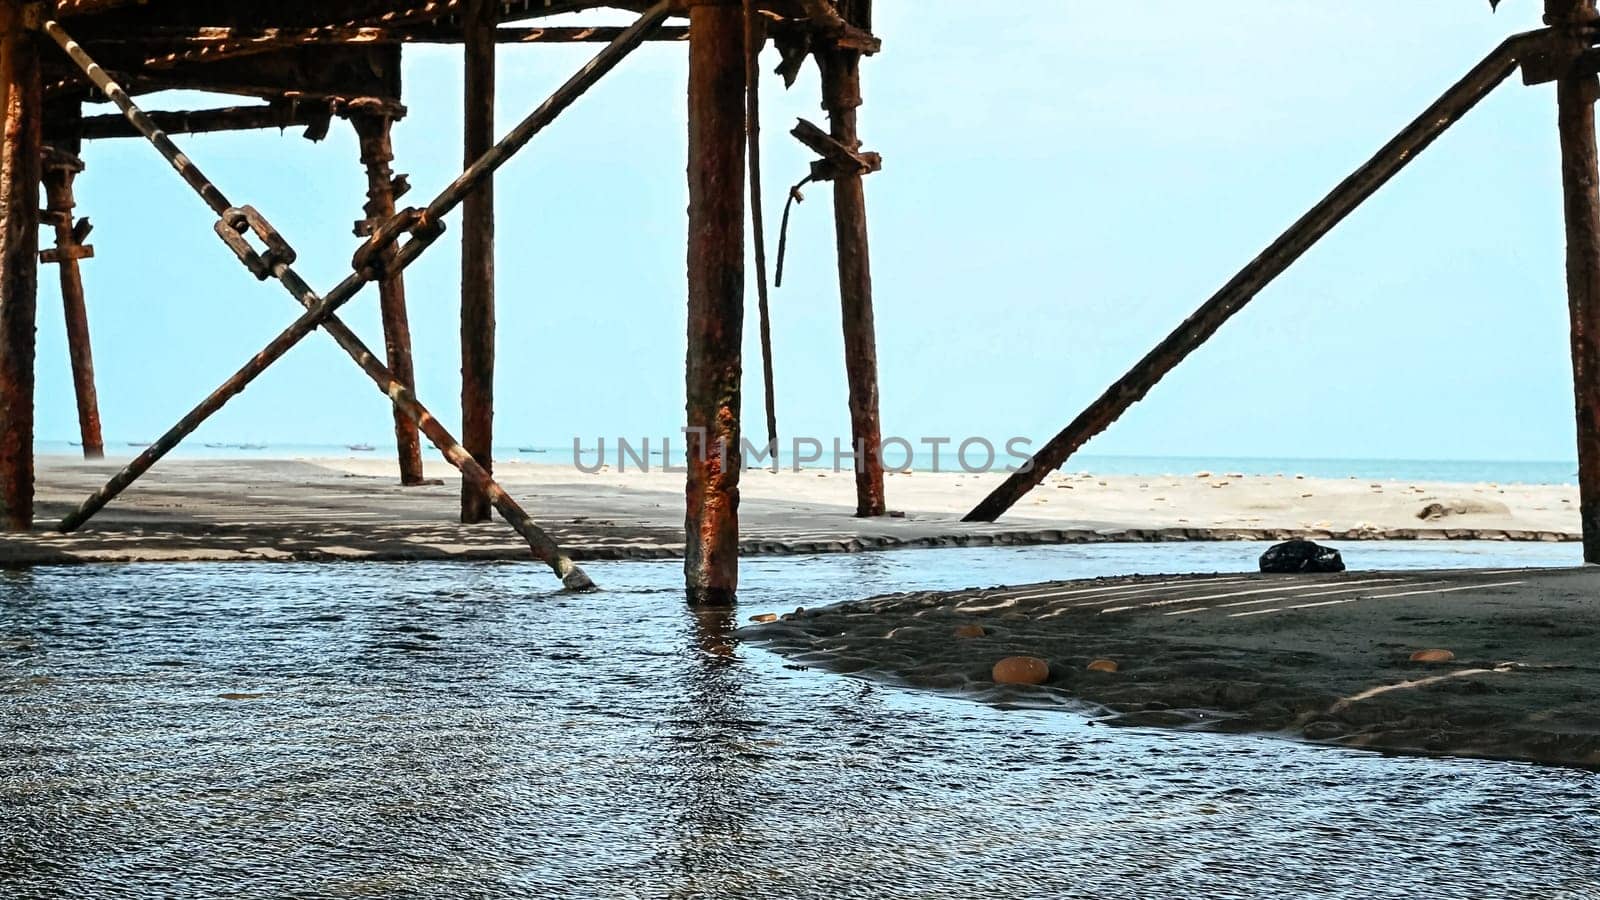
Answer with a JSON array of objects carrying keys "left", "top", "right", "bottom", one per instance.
[{"left": 774, "top": 173, "right": 814, "bottom": 288}]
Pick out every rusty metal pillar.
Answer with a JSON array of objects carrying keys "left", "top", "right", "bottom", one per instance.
[
  {"left": 685, "top": 0, "right": 746, "bottom": 605},
  {"left": 350, "top": 105, "right": 425, "bottom": 486},
  {"left": 1551, "top": 0, "right": 1600, "bottom": 563},
  {"left": 0, "top": 0, "right": 40, "bottom": 531},
  {"left": 41, "top": 145, "right": 103, "bottom": 459},
  {"left": 818, "top": 40, "right": 885, "bottom": 517},
  {"left": 460, "top": 0, "right": 496, "bottom": 523}
]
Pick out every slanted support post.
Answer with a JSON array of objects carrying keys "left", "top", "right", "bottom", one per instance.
[
  {"left": 685, "top": 0, "right": 745, "bottom": 605},
  {"left": 41, "top": 143, "right": 102, "bottom": 459},
  {"left": 0, "top": 0, "right": 40, "bottom": 530},
  {"left": 1551, "top": 0, "right": 1600, "bottom": 563},
  {"left": 349, "top": 105, "right": 425, "bottom": 486},
  {"left": 461, "top": 0, "right": 496, "bottom": 523},
  {"left": 964, "top": 29, "right": 1531, "bottom": 523}
]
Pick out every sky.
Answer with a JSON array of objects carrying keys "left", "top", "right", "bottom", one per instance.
[{"left": 29, "top": 0, "right": 1586, "bottom": 463}]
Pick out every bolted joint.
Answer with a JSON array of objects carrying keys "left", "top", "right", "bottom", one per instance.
[
  {"left": 351, "top": 207, "right": 444, "bottom": 281},
  {"left": 214, "top": 206, "right": 297, "bottom": 281}
]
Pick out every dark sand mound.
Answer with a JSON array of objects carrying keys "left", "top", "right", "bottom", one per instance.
[{"left": 744, "top": 568, "right": 1600, "bottom": 768}]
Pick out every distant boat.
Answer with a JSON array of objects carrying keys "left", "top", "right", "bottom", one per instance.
[
  {"left": 518, "top": 447, "right": 548, "bottom": 454},
  {"left": 349, "top": 443, "right": 375, "bottom": 452}
]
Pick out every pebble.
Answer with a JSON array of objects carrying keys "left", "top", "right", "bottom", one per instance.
[
  {"left": 953, "top": 624, "right": 986, "bottom": 639},
  {"left": 1410, "top": 648, "right": 1456, "bottom": 663},
  {"left": 992, "top": 656, "right": 1050, "bottom": 685},
  {"left": 1086, "top": 659, "right": 1119, "bottom": 673}
]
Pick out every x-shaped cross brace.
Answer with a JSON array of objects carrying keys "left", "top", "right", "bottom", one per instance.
[{"left": 41, "top": 1, "right": 675, "bottom": 590}]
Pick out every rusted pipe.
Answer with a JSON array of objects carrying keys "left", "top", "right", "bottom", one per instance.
[
  {"left": 1551, "top": 0, "right": 1600, "bottom": 563},
  {"left": 350, "top": 110, "right": 425, "bottom": 486},
  {"left": 685, "top": 0, "right": 746, "bottom": 606},
  {"left": 818, "top": 44, "right": 886, "bottom": 518},
  {"left": 460, "top": 0, "right": 495, "bottom": 524},
  {"left": 41, "top": 146, "right": 103, "bottom": 459},
  {"left": 966, "top": 29, "right": 1543, "bottom": 523},
  {"left": 0, "top": 0, "right": 40, "bottom": 531}
]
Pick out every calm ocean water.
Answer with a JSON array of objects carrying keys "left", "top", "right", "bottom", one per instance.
[
  {"left": 40, "top": 440, "right": 1580, "bottom": 485},
  {"left": 1, "top": 542, "right": 1594, "bottom": 899}
]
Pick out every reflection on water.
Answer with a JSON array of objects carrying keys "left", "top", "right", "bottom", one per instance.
[{"left": 1, "top": 542, "right": 1597, "bottom": 898}]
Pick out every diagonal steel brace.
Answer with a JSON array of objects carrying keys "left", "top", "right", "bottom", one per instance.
[{"left": 42, "top": 2, "right": 674, "bottom": 589}]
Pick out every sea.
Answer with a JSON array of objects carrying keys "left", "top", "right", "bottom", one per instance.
[
  {"left": 37, "top": 439, "right": 1582, "bottom": 485},
  {"left": 1, "top": 542, "right": 1595, "bottom": 898}
]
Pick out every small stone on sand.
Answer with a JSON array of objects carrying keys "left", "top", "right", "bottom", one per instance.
[
  {"left": 1086, "top": 659, "right": 1118, "bottom": 673},
  {"left": 953, "top": 624, "right": 986, "bottom": 639},
  {"left": 992, "top": 656, "right": 1050, "bottom": 685},
  {"left": 1410, "top": 648, "right": 1456, "bottom": 663}
]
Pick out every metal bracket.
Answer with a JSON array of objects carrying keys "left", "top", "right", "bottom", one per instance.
[
  {"left": 1522, "top": 44, "right": 1600, "bottom": 84},
  {"left": 791, "top": 117, "right": 882, "bottom": 181},
  {"left": 41, "top": 244, "right": 94, "bottom": 264},
  {"left": 214, "top": 206, "right": 297, "bottom": 281}
]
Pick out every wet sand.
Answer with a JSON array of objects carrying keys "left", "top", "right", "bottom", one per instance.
[
  {"left": 742, "top": 567, "right": 1600, "bottom": 768},
  {"left": 0, "top": 455, "right": 1581, "bottom": 564}
]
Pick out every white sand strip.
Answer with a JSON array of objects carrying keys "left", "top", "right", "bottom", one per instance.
[
  {"left": 1366, "top": 581, "right": 1525, "bottom": 600},
  {"left": 1232, "top": 580, "right": 1524, "bottom": 617},
  {"left": 1100, "top": 577, "right": 1411, "bottom": 613}
]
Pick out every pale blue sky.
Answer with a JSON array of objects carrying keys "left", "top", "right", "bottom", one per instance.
[{"left": 32, "top": 1, "right": 1581, "bottom": 462}]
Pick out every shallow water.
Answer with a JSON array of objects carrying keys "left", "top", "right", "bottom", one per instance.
[{"left": 2, "top": 542, "right": 1596, "bottom": 899}]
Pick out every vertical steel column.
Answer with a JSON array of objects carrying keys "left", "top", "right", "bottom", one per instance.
[
  {"left": 1552, "top": 0, "right": 1600, "bottom": 563},
  {"left": 0, "top": 0, "right": 40, "bottom": 531},
  {"left": 818, "top": 42, "right": 885, "bottom": 518},
  {"left": 350, "top": 109, "right": 425, "bottom": 485},
  {"left": 461, "top": 0, "right": 496, "bottom": 523},
  {"left": 685, "top": 0, "right": 746, "bottom": 605},
  {"left": 41, "top": 146, "right": 103, "bottom": 459}
]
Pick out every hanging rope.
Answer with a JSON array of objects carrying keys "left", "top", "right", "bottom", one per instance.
[{"left": 745, "top": 0, "right": 779, "bottom": 458}]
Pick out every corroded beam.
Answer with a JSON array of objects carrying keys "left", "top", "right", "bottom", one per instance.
[
  {"left": 685, "top": 0, "right": 745, "bottom": 605},
  {"left": 460, "top": 0, "right": 495, "bottom": 523},
  {"left": 1551, "top": 0, "right": 1600, "bottom": 563},
  {"left": 350, "top": 107, "right": 425, "bottom": 486},
  {"left": 41, "top": 145, "right": 103, "bottom": 459},
  {"left": 0, "top": 0, "right": 41, "bottom": 530}
]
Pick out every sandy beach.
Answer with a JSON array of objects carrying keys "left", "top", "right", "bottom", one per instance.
[{"left": 0, "top": 455, "right": 1581, "bottom": 564}]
